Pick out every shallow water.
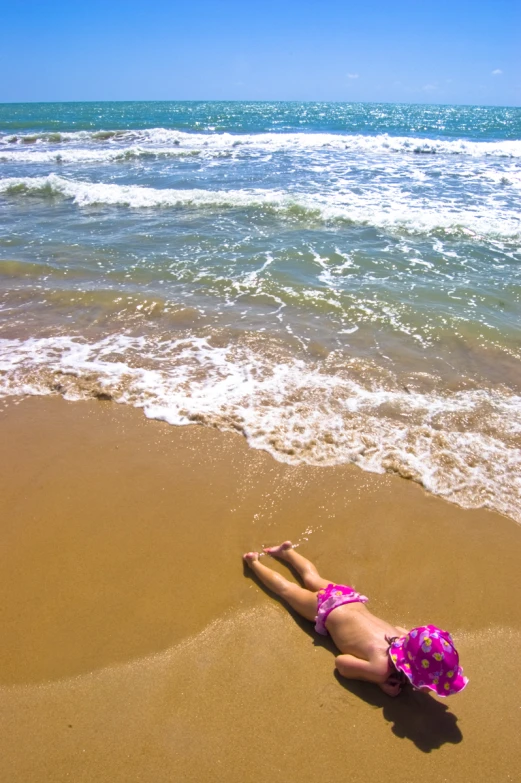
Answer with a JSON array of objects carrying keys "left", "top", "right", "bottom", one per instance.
[{"left": 0, "top": 101, "right": 520, "bottom": 521}]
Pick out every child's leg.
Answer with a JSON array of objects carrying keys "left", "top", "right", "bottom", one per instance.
[
  {"left": 263, "top": 541, "right": 330, "bottom": 591},
  {"left": 243, "top": 552, "right": 317, "bottom": 622}
]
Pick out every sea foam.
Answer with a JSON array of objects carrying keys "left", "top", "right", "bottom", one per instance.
[
  {"left": 2, "top": 129, "right": 521, "bottom": 159},
  {"left": 1, "top": 173, "right": 520, "bottom": 241},
  {"left": 0, "top": 333, "right": 520, "bottom": 524}
]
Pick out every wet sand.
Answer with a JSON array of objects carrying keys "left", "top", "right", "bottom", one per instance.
[{"left": 0, "top": 395, "right": 520, "bottom": 783}]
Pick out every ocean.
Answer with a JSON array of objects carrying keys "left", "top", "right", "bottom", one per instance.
[{"left": 0, "top": 101, "right": 520, "bottom": 522}]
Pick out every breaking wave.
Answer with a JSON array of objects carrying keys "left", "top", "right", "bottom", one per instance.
[
  {"left": 0, "top": 147, "right": 203, "bottom": 164},
  {"left": 2, "top": 129, "right": 521, "bottom": 159},
  {"left": 2, "top": 173, "right": 519, "bottom": 240}
]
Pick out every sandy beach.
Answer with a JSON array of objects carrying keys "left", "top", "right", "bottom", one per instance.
[{"left": 0, "top": 395, "right": 520, "bottom": 783}]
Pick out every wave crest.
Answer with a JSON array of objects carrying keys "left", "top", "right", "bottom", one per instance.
[
  {"left": 2, "top": 128, "right": 521, "bottom": 159},
  {"left": 1, "top": 173, "right": 519, "bottom": 240}
]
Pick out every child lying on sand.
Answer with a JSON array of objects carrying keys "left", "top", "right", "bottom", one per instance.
[{"left": 243, "top": 542, "right": 468, "bottom": 698}]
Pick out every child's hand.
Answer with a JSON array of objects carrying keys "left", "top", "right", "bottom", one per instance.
[{"left": 379, "top": 676, "right": 403, "bottom": 697}]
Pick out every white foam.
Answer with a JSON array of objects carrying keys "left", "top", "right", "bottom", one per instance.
[
  {"left": 1, "top": 174, "right": 519, "bottom": 240},
  {"left": 0, "top": 147, "right": 202, "bottom": 164},
  {"left": 2, "top": 129, "right": 521, "bottom": 159},
  {"left": 0, "top": 333, "right": 520, "bottom": 524}
]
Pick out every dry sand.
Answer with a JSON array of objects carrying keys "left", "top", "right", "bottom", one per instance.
[{"left": 0, "top": 396, "right": 520, "bottom": 783}]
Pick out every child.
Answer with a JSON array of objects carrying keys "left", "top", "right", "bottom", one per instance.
[{"left": 243, "top": 541, "right": 468, "bottom": 698}]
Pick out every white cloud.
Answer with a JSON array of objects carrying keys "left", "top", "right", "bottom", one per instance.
[
  {"left": 492, "top": 69, "right": 503, "bottom": 75},
  {"left": 421, "top": 83, "right": 438, "bottom": 92},
  {"left": 346, "top": 73, "right": 359, "bottom": 80}
]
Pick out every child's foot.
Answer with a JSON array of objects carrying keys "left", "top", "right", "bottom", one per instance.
[
  {"left": 263, "top": 541, "right": 293, "bottom": 558},
  {"left": 243, "top": 552, "right": 260, "bottom": 567}
]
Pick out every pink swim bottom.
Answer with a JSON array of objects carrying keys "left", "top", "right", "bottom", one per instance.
[{"left": 315, "top": 583, "right": 369, "bottom": 636}]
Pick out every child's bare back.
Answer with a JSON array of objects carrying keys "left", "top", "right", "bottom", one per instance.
[{"left": 243, "top": 541, "right": 467, "bottom": 698}]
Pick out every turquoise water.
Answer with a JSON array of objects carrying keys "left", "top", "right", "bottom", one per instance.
[
  {"left": 1, "top": 101, "right": 520, "bottom": 138},
  {"left": 0, "top": 102, "right": 520, "bottom": 521}
]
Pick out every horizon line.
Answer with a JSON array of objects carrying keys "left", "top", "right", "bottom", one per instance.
[{"left": 0, "top": 98, "right": 519, "bottom": 110}]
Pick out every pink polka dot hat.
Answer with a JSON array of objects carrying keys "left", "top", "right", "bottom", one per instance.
[{"left": 388, "top": 624, "right": 468, "bottom": 697}]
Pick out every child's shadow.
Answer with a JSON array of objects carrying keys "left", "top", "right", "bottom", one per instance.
[
  {"left": 333, "top": 671, "right": 462, "bottom": 752},
  {"left": 245, "top": 564, "right": 463, "bottom": 753}
]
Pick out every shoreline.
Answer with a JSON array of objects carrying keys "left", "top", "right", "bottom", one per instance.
[{"left": 1, "top": 395, "right": 520, "bottom": 782}]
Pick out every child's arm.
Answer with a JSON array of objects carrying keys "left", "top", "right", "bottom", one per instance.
[{"left": 335, "top": 654, "right": 402, "bottom": 697}]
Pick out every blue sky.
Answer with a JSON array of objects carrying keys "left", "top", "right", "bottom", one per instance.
[{"left": 1, "top": 0, "right": 519, "bottom": 105}]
